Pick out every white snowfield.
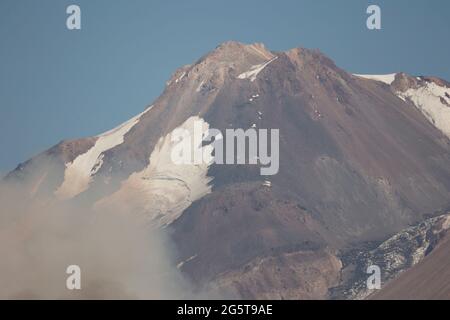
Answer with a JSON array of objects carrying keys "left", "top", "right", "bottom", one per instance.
[
  {"left": 397, "top": 82, "right": 450, "bottom": 139},
  {"left": 354, "top": 73, "right": 397, "bottom": 85},
  {"left": 355, "top": 73, "right": 450, "bottom": 139},
  {"left": 55, "top": 106, "right": 153, "bottom": 200},
  {"left": 94, "top": 116, "right": 214, "bottom": 227},
  {"left": 238, "top": 56, "right": 278, "bottom": 82}
]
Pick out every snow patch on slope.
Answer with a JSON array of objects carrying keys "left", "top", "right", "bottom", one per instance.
[
  {"left": 175, "top": 72, "right": 186, "bottom": 84},
  {"left": 94, "top": 116, "right": 214, "bottom": 227},
  {"left": 397, "top": 82, "right": 450, "bottom": 139},
  {"left": 196, "top": 80, "right": 205, "bottom": 93},
  {"left": 55, "top": 106, "right": 153, "bottom": 199},
  {"left": 177, "top": 255, "right": 198, "bottom": 269},
  {"left": 354, "top": 73, "right": 397, "bottom": 85},
  {"left": 238, "top": 57, "right": 278, "bottom": 82}
]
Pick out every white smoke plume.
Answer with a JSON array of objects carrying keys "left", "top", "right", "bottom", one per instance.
[{"left": 0, "top": 160, "right": 213, "bottom": 300}]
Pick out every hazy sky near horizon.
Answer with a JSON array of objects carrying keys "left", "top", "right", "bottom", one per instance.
[{"left": 0, "top": 0, "right": 449, "bottom": 172}]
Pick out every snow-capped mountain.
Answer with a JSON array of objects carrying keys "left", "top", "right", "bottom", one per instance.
[{"left": 4, "top": 42, "right": 450, "bottom": 299}]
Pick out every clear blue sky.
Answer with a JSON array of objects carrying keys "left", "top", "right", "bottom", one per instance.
[{"left": 1, "top": 0, "right": 449, "bottom": 173}]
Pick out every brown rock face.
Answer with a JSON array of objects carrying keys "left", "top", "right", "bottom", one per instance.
[{"left": 214, "top": 249, "right": 342, "bottom": 300}]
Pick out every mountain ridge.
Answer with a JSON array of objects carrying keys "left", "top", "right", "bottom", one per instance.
[{"left": 3, "top": 41, "right": 450, "bottom": 299}]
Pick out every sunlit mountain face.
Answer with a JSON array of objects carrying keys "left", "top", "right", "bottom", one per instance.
[{"left": 2, "top": 42, "right": 450, "bottom": 300}]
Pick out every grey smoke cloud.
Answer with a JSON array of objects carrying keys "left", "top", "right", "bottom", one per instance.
[{"left": 0, "top": 161, "right": 212, "bottom": 299}]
